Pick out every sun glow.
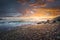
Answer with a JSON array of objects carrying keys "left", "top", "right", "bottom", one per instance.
[
  {"left": 20, "top": 8, "right": 60, "bottom": 21},
  {"left": 26, "top": 8, "right": 60, "bottom": 18}
]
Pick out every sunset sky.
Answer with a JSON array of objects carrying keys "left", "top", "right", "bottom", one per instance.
[{"left": 0, "top": 0, "right": 60, "bottom": 18}]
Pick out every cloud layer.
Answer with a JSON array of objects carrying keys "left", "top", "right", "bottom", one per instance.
[{"left": 0, "top": 0, "right": 60, "bottom": 17}]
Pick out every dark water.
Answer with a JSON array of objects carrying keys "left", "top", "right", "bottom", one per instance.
[{"left": 0, "top": 21, "right": 36, "bottom": 31}]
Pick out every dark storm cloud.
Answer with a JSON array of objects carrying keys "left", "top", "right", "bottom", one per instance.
[
  {"left": 0, "top": 0, "right": 22, "bottom": 17},
  {"left": 17, "top": 0, "right": 60, "bottom": 8},
  {"left": 46, "top": 0, "right": 60, "bottom": 9},
  {"left": 18, "top": 0, "right": 46, "bottom": 6}
]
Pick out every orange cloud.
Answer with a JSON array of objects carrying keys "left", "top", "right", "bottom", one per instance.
[
  {"left": 47, "top": 0, "right": 55, "bottom": 2},
  {"left": 29, "top": 3, "right": 47, "bottom": 7},
  {"left": 25, "top": 8, "right": 60, "bottom": 18}
]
